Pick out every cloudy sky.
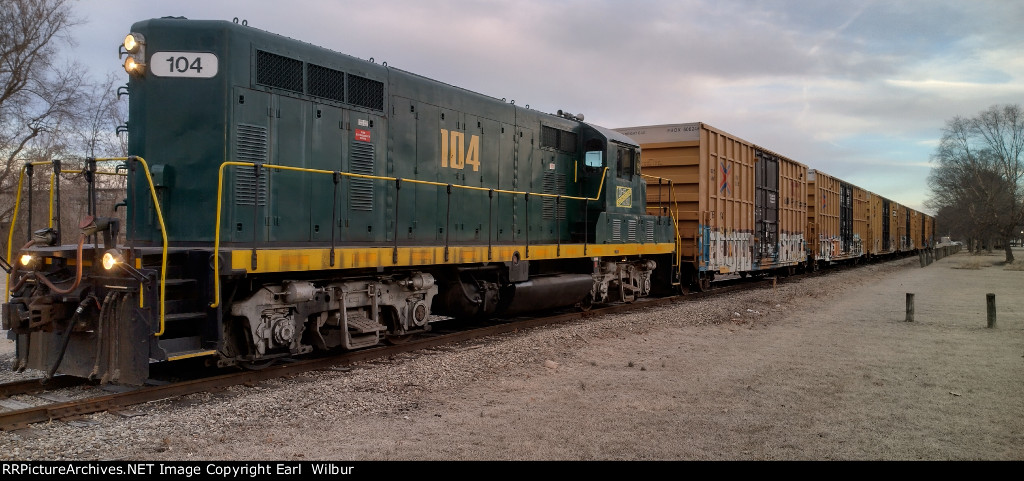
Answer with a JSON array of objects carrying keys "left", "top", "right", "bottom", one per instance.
[{"left": 65, "top": 0, "right": 1024, "bottom": 214}]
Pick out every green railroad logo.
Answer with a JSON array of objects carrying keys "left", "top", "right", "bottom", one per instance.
[{"left": 616, "top": 186, "right": 632, "bottom": 208}]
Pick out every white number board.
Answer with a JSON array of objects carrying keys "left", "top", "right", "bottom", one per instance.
[{"left": 151, "top": 52, "right": 219, "bottom": 78}]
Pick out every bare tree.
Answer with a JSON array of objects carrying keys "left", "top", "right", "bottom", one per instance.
[
  {"left": 0, "top": 0, "right": 82, "bottom": 256},
  {"left": 928, "top": 104, "right": 1024, "bottom": 262}
]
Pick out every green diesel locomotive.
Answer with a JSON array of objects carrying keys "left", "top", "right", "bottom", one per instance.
[{"left": 3, "top": 18, "right": 675, "bottom": 384}]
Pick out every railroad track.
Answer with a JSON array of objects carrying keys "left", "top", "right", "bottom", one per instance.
[{"left": 0, "top": 275, "right": 778, "bottom": 431}]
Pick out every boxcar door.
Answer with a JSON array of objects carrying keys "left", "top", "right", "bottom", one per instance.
[
  {"left": 754, "top": 150, "right": 779, "bottom": 264},
  {"left": 882, "top": 199, "right": 891, "bottom": 252},
  {"left": 840, "top": 182, "right": 853, "bottom": 254}
]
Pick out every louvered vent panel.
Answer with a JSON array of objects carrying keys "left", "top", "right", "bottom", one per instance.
[
  {"left": 611, "top": 219, "right": 622, "bottom": 242},
  {"left": 627, "top": 220, "right": 637, "bottom": 242},
  {"left": 541, "top": 172, "right": 566, "bottom": 220},
  {"left": 349, "top": 141, "right": 375, "bottom": 211},
  {"left": 235, "top": 124, "right": 269, "bottom": 206},
  {"left": 646, "top": 221, "right": 655, "bottom": 242}
]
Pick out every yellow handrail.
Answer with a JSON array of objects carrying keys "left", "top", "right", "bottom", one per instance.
[
  {"left": 5, "top": 169, "right": 27, "bottom": 301},
  {"left": 94, "top": 157, "right": 169, "bottom": 336},
  {"left": 210, "top": 162, "right": 609, "bottom": 307},
  {"left": 4, "top": 158, "right": 169, "bottom": 336}
]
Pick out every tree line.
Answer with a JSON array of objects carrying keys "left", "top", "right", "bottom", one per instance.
[{"left": 928, "top": 104, "right": 1024, "bottom": 263}]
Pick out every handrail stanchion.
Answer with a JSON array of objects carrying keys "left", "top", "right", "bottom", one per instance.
[
  {"left": 251, "top": 163, "right": 262, "bottom": 271},
  {"left": 444, "top": 184, "right": 452, "bottom": 262},
  {"left": 330, "top": 171, "right": 340, "bottom": 267},
  {"left": 487, "top": 189, "right": 494, "bottom": 261},
  {"left": 26, "top": 163, "right": 33, "bottom": 243},
  {"left": 393, "top": 177, "right": 401, "bottom": 265}
]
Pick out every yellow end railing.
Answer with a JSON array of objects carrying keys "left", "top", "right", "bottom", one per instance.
[
  {"left": 4, "top": 157, "right": 169, "bottom": 336},
  {"left": 640, "top": 172, "right": 684, "bottom": 284}
]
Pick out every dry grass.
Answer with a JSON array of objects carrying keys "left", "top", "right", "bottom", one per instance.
[
  {"left": 1004, "top": 260, "right": 1024, "bottom": 271},
  {"left": 953, "top": 259, "right": 985, "bottom": 270}
]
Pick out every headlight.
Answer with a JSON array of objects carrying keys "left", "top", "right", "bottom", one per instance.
[
  {"left": 123, "top": 33, "right": 144, "bottom": 53},
  {"left": 102, "top": 249, "right": 125, "bottom": 270},
  {"left": 20, "top": 254, "right": 35, "bottom": 266},
  {"left": 124, "top": 56, "right": 146, "bottom": 75},
  {"left": 121, "top": 32, "right": 146, "bottom": 76}
]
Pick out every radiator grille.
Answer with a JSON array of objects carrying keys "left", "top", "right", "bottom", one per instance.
[
  {"left": 541, "top": 126, "right": 577, "bottom": 153},
  {"left": 256, "top": 50, "right": 302, "bottom": 93},
  {"left": 349, "top": 74, "right": 384, "bottom": 111},
  {"left": 308, "top": 63, "right": 344, "bottom": 102}
]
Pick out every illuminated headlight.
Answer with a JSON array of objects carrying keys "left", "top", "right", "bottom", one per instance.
[
  {"left": 20, "top": 254, "right": 35, "bottom": 266},
  {"left": 102, "top": 249, "right": 125, "bottom": 270},
  {"left": 121, "top": 32, "right": 146, "bottom": 76},
  {"left": 123, "top": 33, "right": 144, "bottom": 53},
  {"left": 124, "top": 56, "right": 146, "bottom": 75}
]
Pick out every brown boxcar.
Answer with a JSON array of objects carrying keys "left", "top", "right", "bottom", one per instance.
[
  {"left": 852, "top": 184, "right": 869, "bottom": 257},
  {"left": 909, "top": 208, "right": 922, "bottom": 251},
  {"left": 806, "top": 170, "right": 866, "bottom": 265},
  {"left": 865, "top": 191, "right": 900, "bottom": 256},
  {"left": 896, "top": 203, "right": 911, "bottom": 252},
  {"left": 614, "top": 122, "right": 807, "bottom": 289}
]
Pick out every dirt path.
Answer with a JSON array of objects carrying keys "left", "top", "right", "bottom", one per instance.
[{"left": 2, "top": 250, "right": 1022, "bottom": 460}]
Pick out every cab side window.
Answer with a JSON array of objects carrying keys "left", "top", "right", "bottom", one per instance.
[
  {"left": 617, "top": 146, "right": 635, "bottom": 179},
  {"left": 584, "top": 139, "right": 604, "bottom": 169}
]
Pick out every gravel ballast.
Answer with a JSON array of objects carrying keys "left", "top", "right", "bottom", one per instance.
[{"left": 1, "top": 250, "right": 1022, "bottom": 461}]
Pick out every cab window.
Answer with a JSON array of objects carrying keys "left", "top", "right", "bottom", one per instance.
[
  {"left": 617, "top": 145, "right": 636, "bottom": 179},
  {"left": 584, "top": 138, "right": 604, "bottom": 169}
]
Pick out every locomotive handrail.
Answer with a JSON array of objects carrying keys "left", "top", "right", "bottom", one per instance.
[
  {"left": 45, "top": 169, "right": 128, "bottom": 228},
  {"left": 4, "top": 159, "right": 151, "bottom": 317},
  {"left": 6, "top": 160, "right": 124, "bottom": 299},
  {"left": 210, "top": 161, "right": 610, "bottom": 308},
  {"left": 93, "top": 156, "right": 170, "bottom": 336},
  {"left": 4, "top": 165, "right": 30, "bottom": 301}
]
